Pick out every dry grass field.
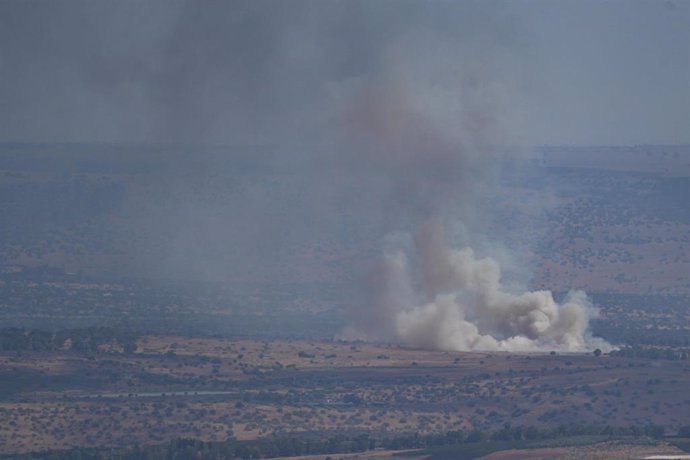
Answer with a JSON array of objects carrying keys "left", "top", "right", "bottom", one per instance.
[
  {"left": 1, "top": 336, "right": 690, "bottom": 455},
  {"left": 477, "top": 440, "right": 688, "bottom": 460}
]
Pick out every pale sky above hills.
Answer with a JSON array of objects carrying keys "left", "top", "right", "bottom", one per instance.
[{"left": 0, "top": 0, "right": 687, "bottom": 146}]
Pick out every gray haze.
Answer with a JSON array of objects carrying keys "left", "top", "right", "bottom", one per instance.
[
  {"left": 0, "top": 0, "right": 688, "bottom": 146},
  {"left": 0, "top": 1, "right": 675, "bottom": 351}
]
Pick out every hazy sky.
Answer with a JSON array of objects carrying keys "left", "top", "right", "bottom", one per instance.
[{"left": 0, "top": 0, "right": 687, "bottom": 146}]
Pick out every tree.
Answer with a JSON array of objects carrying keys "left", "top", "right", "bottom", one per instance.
[{"left": 593, "top": 348, "right": 602, "bottom": 357}]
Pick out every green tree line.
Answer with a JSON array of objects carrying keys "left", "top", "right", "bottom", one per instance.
[{"left": 0, "top": 327, "right": 138, "bottom": 354}]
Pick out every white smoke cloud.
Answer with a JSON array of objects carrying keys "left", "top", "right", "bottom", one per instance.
[{"left": 347, "top": 221, "right": 611, "bottom": 352}]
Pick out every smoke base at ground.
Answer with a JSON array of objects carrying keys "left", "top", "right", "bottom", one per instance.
[{"left": 345, "top": 221, "right": 611, "bottom": 353}]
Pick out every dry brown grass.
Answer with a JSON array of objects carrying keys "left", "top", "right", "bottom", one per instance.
[
  {"left": 2, "top": 336, "right": 690, "bottom": 455},
  {"left": 478, "top": 441, "right": 688, "bottom": 460}
]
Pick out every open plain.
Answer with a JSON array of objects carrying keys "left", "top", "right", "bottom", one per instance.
[{"left": 2, "top": 335, "right": 690, "bottom": 456}]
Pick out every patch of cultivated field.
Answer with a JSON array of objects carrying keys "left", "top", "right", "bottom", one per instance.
[{"left": 478, "top": 440, "right": 688, "bottom": 460}]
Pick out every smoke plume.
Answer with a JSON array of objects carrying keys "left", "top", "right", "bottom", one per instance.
[
  {"left": 339, "top": 22, "right": 610, "bottom": 352},
  {"left": 348, "top": 221, "right": 610, "bottom": 352},
  {"left": 0, "top": 1, "right": 616, "bottom": 351}
]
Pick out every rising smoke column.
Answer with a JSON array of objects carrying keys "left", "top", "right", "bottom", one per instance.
[
  {"left": 351, "top": 220, "right": 610, "bottom": 352},
  {"left": 341, "top": 31, "right": 610, "bottom": 352}
]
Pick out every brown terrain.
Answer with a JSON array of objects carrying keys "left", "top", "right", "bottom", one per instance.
[
  {"left": 1, "top": 336, "right": 689, "bottom": 455},
  {"left": 1, "top": 145, "right": 689, "bottom": 457}
]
